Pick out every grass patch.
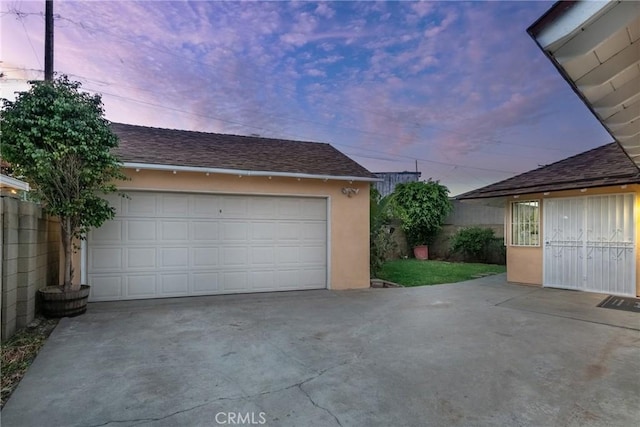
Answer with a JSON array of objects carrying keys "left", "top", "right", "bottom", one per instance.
[
  {"left": 377, "top": 259, "right": 506, "bottom": 287},
  {"left": 1, "top": 317, "right": 58, "bottom": 408}
]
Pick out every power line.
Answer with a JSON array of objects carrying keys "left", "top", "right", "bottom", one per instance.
[{"left": 15, "top": 12, "right": 41, "bottom": 69}]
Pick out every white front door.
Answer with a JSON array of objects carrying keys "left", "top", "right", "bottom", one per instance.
[{"left": 543, "top": 194, "right": 636, "bottom": 296}]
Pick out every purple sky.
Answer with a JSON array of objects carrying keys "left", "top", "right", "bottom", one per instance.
[{"left": 1, "top": 1, "right": 612, "bottom": 195}]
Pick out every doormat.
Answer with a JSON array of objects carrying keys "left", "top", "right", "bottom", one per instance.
[{"left": 597, "top": 295, "right": 640, "bottom": 313}]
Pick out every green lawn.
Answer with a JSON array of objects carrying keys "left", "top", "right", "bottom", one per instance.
[{"left": 377, "top": 259, "right": 506, "bottom": 287}]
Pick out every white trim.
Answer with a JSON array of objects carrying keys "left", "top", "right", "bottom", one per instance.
[
  {"left": 116, "top": 186, "right": 333, "bottom": 199},
  {"left": 509, "top": 199, "right": 541, "bottom": 247},
  {"left": 124, "top": 162, "right": 381, "bottom": 183},
  {"left": 0, "top": 174, "right": 30, "bottom": 191}
]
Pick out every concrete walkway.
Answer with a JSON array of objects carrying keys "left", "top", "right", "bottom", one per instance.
[{"left": 2, "top": 274, "right": 639, "bottom": 426}]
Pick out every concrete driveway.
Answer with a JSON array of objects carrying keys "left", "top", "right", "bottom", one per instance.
[{"left": 3, "top": 274, "right": 639, "bottom": 426}]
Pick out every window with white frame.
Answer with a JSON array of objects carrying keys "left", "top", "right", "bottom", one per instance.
[{"left": 511, "top": 200, "right": 539, "bottom": 246}]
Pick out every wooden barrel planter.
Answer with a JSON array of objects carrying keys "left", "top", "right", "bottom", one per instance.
[{"left": 39, "top": 285, "right": 90, "bottom": 318}]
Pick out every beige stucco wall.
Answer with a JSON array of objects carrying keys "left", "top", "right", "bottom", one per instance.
[
  {"left": 73, "top": 169, "right": 371, "bottom": 291},
  {"left": 505, "top": 184, "right": 640, "bottom": 296}
]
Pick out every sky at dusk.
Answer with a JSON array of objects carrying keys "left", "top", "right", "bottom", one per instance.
[{"left": 1, "top": 0, "right": 612, "bottom": 195}]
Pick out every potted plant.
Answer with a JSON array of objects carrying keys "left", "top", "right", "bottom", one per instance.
[
  {"left": 388, "top": 180, "right": 452, "bottom": 260},
  {"left": 0, "top": 76, "right": 125, "bottom": 317}
]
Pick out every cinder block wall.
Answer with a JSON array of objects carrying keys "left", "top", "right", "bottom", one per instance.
[
  {"left": 1, "top": 197, "right": 60, "bottom": 341},
  {"left": 429, "top": 201, "right": 505, "bottom": 263}
]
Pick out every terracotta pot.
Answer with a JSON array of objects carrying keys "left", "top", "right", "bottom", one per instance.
[
  {"left": 413, "top": 245, "right": 429, "bottom": 260},
  {"left": 39, "top": 285, "right": 90, "bottom": 318}
]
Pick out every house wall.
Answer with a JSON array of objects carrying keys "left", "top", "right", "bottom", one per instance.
[
  {"left": 505, "top": 184, "right": 640, "bottom": 296},
  {"left": 73, "top": 169, "right": 371, "bottom": 290},
  {"left": 1, "top": 197, "right": 60, "bottom": 341}
]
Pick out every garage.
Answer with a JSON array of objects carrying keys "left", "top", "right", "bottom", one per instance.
[{"left": 87, "top": 191, "right": 328, "bottom": 301}]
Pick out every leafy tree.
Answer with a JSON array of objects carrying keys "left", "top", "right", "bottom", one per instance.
[
  {"left": 388, "top": 180, "right": 452, "bottom": 248},
  {"left": 1, "top": 76, "right": 125, "bottom": 291}
]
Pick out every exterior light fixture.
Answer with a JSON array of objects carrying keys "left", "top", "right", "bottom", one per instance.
[{"left": 342, "top": 187, "right": 359, "bottom": 197}]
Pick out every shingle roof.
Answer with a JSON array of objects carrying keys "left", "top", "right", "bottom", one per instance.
[
  {"left": 458, "top": 143, "right": 640, "bottom": 200},
  {"left": 110, "top": 123, "right": 376, "bottom": 180}
]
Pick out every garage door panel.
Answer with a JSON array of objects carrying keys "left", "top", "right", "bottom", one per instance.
[
  {"left": 126, "top": 248, "right": 156, "bottom": 269},
  {"left": 302, "top": 222, "right": 326, "bottom": 241},
  {"left": 250, "top": 271, "right": 275, "bottom": 290},
  {"left": 90, "top": 248, "right": 123, "bottom": 270},
  {"left": 193, "top": 197, "right": 221, "bottom": 217},
  {"left": 223, "top": 271, "right": 248, "bottom": 290},
  {"left": 249, "top": 198, "right": 277, "bottom": 218},
  {"left": 161, "top": 248, "right": 189, "bottom": 268},
  {"left": 88, "top": 192, "right": 327, "bottom": 301},
  {"left": 192, "top": 272, "right": 219, "bottom": 293},
  {"left": 251, "top": 222, "right": 276, "bottom": 241},
  {"left": 300, "top": 246, "right": 326, "bottom": 264},
  {"left": 91, "top": 220, "right": 123, "bottom": 243},
  {"left": 223, "top": 247, "right": 248, "bottom": 266},
  {"left": 161, "top": 221, "right": 189, "bottom": 241},
  {"left": 126, "top": 194, "right": 157, "bottom": 216},
  {"left": 160, "top": 274, "right": 189, "bottom": 296},
  {"left": 251, "top": 247, "right": 275, "bottom": 265},
  {"left": 221, "top": 222, "right": 248, "bottom": 241},
  {"left": 192, "top": 221, "right": 219, "bottom": 241},
  {"left": 277, "top": 246, "right": 299, "bottom": 264},
  {"left": 277, "top": 222, "right": 302, "bottom": 240},
  {"left": 127, "top": 275, "right": 157, "bottom": 298},
  {"left": 278, "top": 199, "right": 301, "bottom": 219},
  {"left": 161, "top": 195, "right": 189, "bottom": 216},
  {"left": 301, "top": 199, "right": 327, "bottom": 219},
  {"left": 221, "top": 197, "right": 248, "bottom": 218},
  {"left": 277, "top": 270, "right": 299, "bottom": 288},
  {"left": 302, "top": 268, "right": 326, "bottom": 287},
  {"left": 192, "top": 247, "right": 219, "bottom": 267},
  {"left": 127, "top": 220, "right": 157, "bottom": 242},
  {"left": 91, "top": 276, "right": 123, "bottom": 300}
]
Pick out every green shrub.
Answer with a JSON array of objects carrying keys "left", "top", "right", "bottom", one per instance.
[{"left": 450, "top": 227, "right": 496, "bottom": 262}]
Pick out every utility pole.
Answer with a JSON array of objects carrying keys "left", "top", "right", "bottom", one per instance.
[{"left": 44, "top": 0, "right": 53, "bottom": 80}]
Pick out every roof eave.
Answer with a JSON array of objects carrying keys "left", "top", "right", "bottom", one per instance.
[
  {"left": 123, "top": 162, "right": 382, "bottom": 183},
  {"left": 527, "top": 1, "right": 640, "bottom": 170}
]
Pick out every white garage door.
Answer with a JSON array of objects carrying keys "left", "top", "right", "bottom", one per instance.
[
  {"left": 87, "top": 192, "right": 327, "bottom": 301},
  {"left": 543, "top": 194, "right": 636, "bottom": 296}
]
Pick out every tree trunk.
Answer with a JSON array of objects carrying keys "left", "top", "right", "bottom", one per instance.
[{"left": 61, "top": 218, "right": 78, "bottom": 292}]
